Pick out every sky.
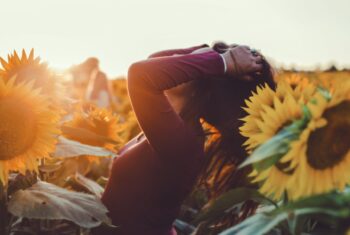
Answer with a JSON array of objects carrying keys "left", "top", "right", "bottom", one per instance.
[{"left": 0, "top": 0, "right": 349, "bottom": 77}]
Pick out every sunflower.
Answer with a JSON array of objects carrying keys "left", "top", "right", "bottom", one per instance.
[
  {"left": 239, "top": 83, "right": 275, "bottom": 149},
  {"left": 277, "top": 75, "right": 315, "bottom": 104},
  {"left": 242, "top": 94, "right": 303, "bottom": 200},
  {"left": 285, "top": 74, "right": 309, "bottom": 86},
  {"left": 282, "top": 81, "right": 350, "bottom": 200},
  {"left": 63, "top": 106, "right": 123, "bottom": 150},
  {"left": 240, "top": 80, "right": 318, "bottom": 200},
  {"left": 58, "top": 106, "right": 122, "bottom": 181},
  {"left": 0, "top": 78, "right": 60, "bottom": 185},
  {"left": 240, "top": 81, "right": 313, "bottom": 151},
  {"left": 0, "top": 49, "right": 59, "bottom": 97}
]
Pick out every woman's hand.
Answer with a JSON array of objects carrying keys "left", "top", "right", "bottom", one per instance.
[{"left": 222, "top": 45, "right": 263, "bottom": 80}]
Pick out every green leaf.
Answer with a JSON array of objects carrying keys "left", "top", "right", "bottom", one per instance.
[
  {"left": 53, "top": 136, "right": 117, "bottom": 158},
  {"left": 274, "top": 190, "right": 350, "bottom": 213},
  {"left": 220, "top": 190, "right": 350, "bottom": 235},
  {"left": 173, "top": 219, "right": 196, "bottom": 234},
  {"left": 193, "top": 188, "right": 277, "bottom": 224},
  {"left": 8, "top": 181, "right": 111, "bottom": 228},
  {"left": 219, "top": 207, "right": 346, "bottom": 235},
  {"left": 316, "top": 87, "right": 332, "bottom": 101},
  {"left": 239, "top": 130, "right": 292, "bottom": 171},
  {"left": 239, "top": 105, "right": 311, "bottom": 172}
]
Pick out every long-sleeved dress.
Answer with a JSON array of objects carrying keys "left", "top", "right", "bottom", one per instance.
[{"left": 101, "top": 44, "right": 226, "bottom": 235}]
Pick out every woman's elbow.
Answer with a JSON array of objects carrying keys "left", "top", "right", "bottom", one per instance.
[
  {"left": 128, "top": 62, "right": 143, "bottom": 83},
  {"left": 127, "top": 61, "right": 154, "bottom": 90}
]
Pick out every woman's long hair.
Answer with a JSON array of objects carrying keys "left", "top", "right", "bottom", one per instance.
[{"left": 179, "top": 42, "right": 276, "bottom": 225}]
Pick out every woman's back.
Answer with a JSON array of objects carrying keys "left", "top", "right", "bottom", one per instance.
[{"left": 102, "top": 131, "right": 204, "bottom": 234}]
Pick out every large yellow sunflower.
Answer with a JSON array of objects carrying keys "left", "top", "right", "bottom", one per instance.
[
  {"left": 240, "top": 81, "right": 314, "bottom": 151},
  {"left": 242, "top": 94, "right": 303, "bottom": 200},
  {"left": 240, "top": 80, "right": 317, "bottom": 200},
  {"left": 0, "top": 78, "right": 60, "bottom": 185},
  {"left": 0, "top": 49, "right": 58, "bottom": 96},
  {"left": 282, "top": 80, "right": 350, "bottom": 200}
]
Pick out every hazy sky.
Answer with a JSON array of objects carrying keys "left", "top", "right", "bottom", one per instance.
[{"left": 0, "top": 0, "right": 349, "bottom": 77}]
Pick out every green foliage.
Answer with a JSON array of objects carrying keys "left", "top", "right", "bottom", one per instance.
[
  {"left": 239, "top": 105, "right": 311, "bottom": 172},
  {"left": 194, "top": 188, "right": 277, "bottom": 224},
  {"left": 219, "top": 190, "right": 350, "bottom": 235}
]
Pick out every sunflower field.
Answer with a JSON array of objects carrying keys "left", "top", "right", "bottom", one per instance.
[{"left": 0, "top": 49, "right": 349, "bottom": 235}]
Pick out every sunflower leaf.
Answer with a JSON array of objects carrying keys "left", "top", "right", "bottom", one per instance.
[
  {"left": 193, "top": 188, "right": 277, "bottom": 224},
  {"left": 219, "top": 207, "right": 348, "bottom": 235},
  {"left": 53, "top": 136, "right": 117, "bottom": 158},
  {"left": 8, "top": 181, "right": 111, "bottom": 229},
  {"left": 239, "top": 129, "right": 297, "bottom": 171},
  {"left": 174, "top": 219, "right": 196, "bottom": 234},
  {"left": 239, "top": 105, "right": 311, "bottom": 171},
  {"left": 66, "top": 173, "right": 104, "bottom": 198},
  {"left": 220, "top": 191, "right": 350, "bottom": 235},
  {"left": 316, "top": 87, "right": 332, "bottom": 101}
]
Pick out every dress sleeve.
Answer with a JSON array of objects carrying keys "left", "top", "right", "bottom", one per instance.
[
  {"left": 147, "top": 44, "right": 209, "bottom": 58},
  {"left": 127, "top": 51, "right": 225, "bottom": 161}
]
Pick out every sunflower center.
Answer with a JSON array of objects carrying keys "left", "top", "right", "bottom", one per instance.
[
  {"left": 0, "top": 97, "right": 37, "bottom": 160},
  {"left": 307, "top": 101, "right": 350, "bottom": 170}
]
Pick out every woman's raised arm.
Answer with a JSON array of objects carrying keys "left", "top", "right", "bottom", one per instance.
[
  {"left": 147, "top": 44, "right": 209, "bottom": 58},
  {"left": 127, "top": 51, "right": 225, "bottom": 162}
]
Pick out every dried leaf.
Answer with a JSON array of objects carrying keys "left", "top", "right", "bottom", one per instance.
[
  {"left": 53, "top": 136, "right": 117, "bottom": 158},
  {"left": 8, "top": 181, "right": 111, "bottom": 228},
  {"left": 67, "top": 173, "right": 104, "bottom": 198}
]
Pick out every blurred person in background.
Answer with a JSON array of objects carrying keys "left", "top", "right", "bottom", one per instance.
[
  {"left": 69, "top": 57, "right": 99, "bottom": 100},
  {"left": 85, "top": 70, "right": 114, "bottom": 108}
]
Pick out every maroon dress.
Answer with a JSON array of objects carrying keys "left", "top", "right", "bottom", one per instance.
[{"left": 101, "top": 45, "right": 225, "bottom": 235}]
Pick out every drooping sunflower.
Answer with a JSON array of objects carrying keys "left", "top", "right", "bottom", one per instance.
[
  {"left": 0, "top": 78, "right": 60, "bottom": 185},
  {"left": 282, "top": 80, "right": 350, "bottom": 200},
  {"left": 240, "top": 80, "right": 317, "bottom": 200},
  {"left": 242, "top": 95, "right": 303, "bottom": 200},
  {"left": 63, "top": 106, "right": 123, "bottom": 150},
  {"left": 0, "top": 49, "right": 63, "bottom": 105},
  {"left": 240, "top": 81, "right": 314, "bottom": 151},
  {"left": 239, "top": 84, "right": 275, "bottom": 150},
  {"left": 54, "top": 106, "right": 122, "bottom": 182}
]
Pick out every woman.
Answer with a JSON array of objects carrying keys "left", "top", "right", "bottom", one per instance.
[{"left": 101, "top": 42, "right": 275, "bottom": 234}]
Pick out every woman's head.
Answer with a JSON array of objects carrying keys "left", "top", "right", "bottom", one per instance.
[
  {"left": 178, "top": 42, "right": 276, "bottom": 199},
  {"left": 180, "top": 42, "right": 275, "bottom": 132}
]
